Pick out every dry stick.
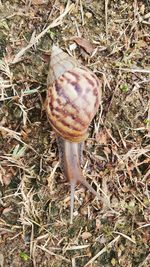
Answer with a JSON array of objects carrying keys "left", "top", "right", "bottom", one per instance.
[
  {"left": 135, "top": 223, "right": 150, "bottom": 231},
  {"left": 36, "top": 245, "right": 70, "bottom": 263},
  {"left": 105, "top": 0, "right": 109, "bottom": 39},
  {"left": 0, "top": 126, "right": 37, "bottom": 153},
  {"left": 118, "top": 68, "right": 150, "bottom": 74},
  {"left": 66, "top": 244, "right": 90, "bottom": 251},
  {"left": 113, "top": 231, "right": 136, "bottom": 244},
  {"left": 138, "top": 253, "right": 150, "bottom": 267},
  {"left": 84, "top": 235, "right": 120, "bottom": 267},
  {"left": 80, "top": 0, "right": 85, "bottom": 26},
  {"left": 11, "top": 2, "right": 74, "bottom": 64}
]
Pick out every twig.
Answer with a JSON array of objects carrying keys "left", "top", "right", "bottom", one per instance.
[
  {"left": 66, "top": 244, "right": 90, "bottom": 251},
  {"left": 11, "top": 1, "right": 74, "bottom": 64},
  {"left": 113, "top": 231, "right": 136, "bottom": 244},
  {"left": 105, "top": 0, "right": 109, "bottom": 39},
  {"left": 84, "top": 236, "right": 120, "bottom": 267},
  {"left": 0, "top": 126, "right": 37, "bottom": 153},
  {"left": 79, "top": 0, "right": 85, "bottom": 26},
  {"left": 138, "top": 253, "right": 150, "bottom": 267},
  {"left": 118, "top": 68, "right": 150, "bottom": 74},
  {"left": 36, "top": 245, "right": 70, "bottom": 263},
  {"left": 134, "top": 223, "right": 150, "bottom": 231}
]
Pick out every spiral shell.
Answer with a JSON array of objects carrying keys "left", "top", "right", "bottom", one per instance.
[{"left": 46, "top": 45, "right": 101, "bottom": 142}]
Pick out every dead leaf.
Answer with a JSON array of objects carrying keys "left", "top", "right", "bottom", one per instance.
[
  {"left": 96, "top": 129, "right": 109, "bottom": 145},
  {"left": 42, "top": 53, "right": 51, "bottom": 63},
  {"left": 2, "top": 207, "right": 12, "bottom": 215},
  {"left": 72, "top": 37, "right": 94, "bottom": 54},
  {"left": 81, "top": 232, "right": 92, "bottom": 240},
  {"left": 2, "top": 173, "right": 13, "bottom": 186}
]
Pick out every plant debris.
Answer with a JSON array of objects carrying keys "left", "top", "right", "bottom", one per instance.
[
  {"left": 0, "top": 0, "right": 150, "bottom": 266},
  {"left": 72, "top": 37, "right": 95, "bottom": 54}
]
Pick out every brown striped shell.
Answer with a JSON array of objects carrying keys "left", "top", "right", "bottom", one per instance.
[{"left": 46, "top": 45, "right": 101, "bottom": 142}]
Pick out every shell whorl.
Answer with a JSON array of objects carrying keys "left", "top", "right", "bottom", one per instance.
[
  {"left": 46, "top": 45, "right": 101, "bottom": 142},
  {"left": 47, "top": 45, "right": 79, "bottom": 86}
]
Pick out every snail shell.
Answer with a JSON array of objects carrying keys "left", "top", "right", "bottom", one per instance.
[
  {"left": 46, "top": 45, "right": 102, "bottom": 223},
  {"left": 46, "top": 45, "right": 101, "bottom": 142}
]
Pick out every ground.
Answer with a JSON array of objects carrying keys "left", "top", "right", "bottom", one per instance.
[{"left": 0, "top": 0, "right": 150, "bottom": 267}]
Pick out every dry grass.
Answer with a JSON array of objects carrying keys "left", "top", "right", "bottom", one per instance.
[{"left": 0, "top": 0, "right": 150, "bottom": 267}]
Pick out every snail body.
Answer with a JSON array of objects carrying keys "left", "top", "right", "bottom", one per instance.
[{"left": 46, "top": 45, "right": 102, "bottom": 223}]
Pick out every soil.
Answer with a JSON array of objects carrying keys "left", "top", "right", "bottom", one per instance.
[{"left": 0, "top": 0, "right": 150, "bottom": 267}]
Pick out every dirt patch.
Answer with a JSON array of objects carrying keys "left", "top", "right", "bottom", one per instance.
[{"left": 0, "top": 0, "right": 150, "bottom": 266}]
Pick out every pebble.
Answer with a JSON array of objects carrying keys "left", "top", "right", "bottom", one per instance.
[{"left": 85, "top": 12, "right": 92, "bottom": 19}]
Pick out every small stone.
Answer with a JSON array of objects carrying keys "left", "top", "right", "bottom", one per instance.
[
  {"left": 85, "top": 12, "right": 92, "bottom": 19},
  {"left": 140, "top": 4, "right": 145, "bottom": 15},
  {"left": 111, "top": 258, "right": 116, "bottom": 266},
  {"left": 99, "top": 236, "right": 106, "bottom": 244},
  {"left": 69, "top": 43, "right": 77, "bottom": 51}
]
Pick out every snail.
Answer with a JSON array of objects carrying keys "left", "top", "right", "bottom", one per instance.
[{"left": 46, "top": 45, "right": 102, "bottom": 223}]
